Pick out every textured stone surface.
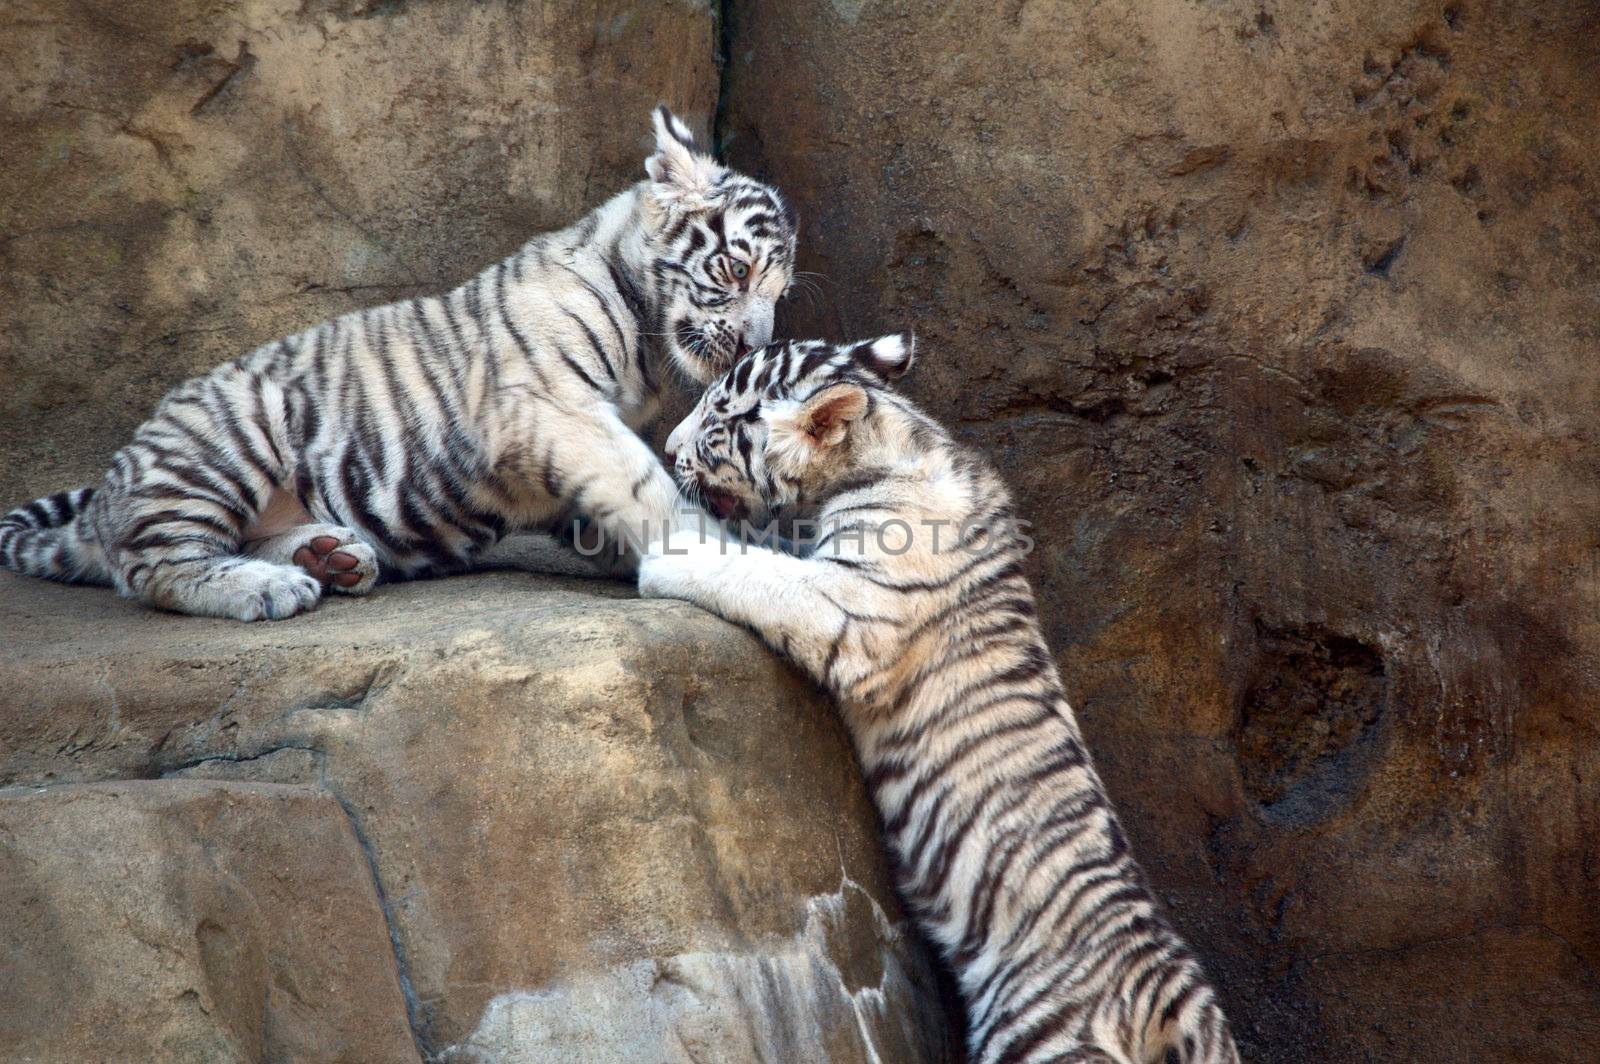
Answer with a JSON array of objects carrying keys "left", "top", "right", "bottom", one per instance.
[
  {"left": 0, "top": 780, "right": 420, "bottom": 1064},
  {"left": 721, "top": 1, "right": 1600, "bottom": 1060},
  {"left": 0, "top": 0, "right": 718, "bottom": 506},
  {"left": 0, "top": 571, "right": 957, "bottom": 1062}
]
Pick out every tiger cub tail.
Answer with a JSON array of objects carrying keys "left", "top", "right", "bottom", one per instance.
[{"left": 0, "top": 488, "right": 110, "bottom": 585}]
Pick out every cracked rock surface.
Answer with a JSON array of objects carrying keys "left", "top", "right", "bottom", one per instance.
[{"left": 0, "top": 572, "right": 957, "bottom": 1062}]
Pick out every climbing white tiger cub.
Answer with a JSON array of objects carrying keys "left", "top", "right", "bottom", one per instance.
[
  {"left": 639, "top": 336, "right": 1241, "bottom": 1064},
  {"left": 0, "top": 107, "right": 796, "bottom": 620}
]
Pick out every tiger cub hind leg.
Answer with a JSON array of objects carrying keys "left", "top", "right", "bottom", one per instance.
[
  {"left": 245, "top": 523, "right": 380, "bottom": 596},
  {"left": 103, "top": 476, "right": 327, "bottom": 621},
  {"left": 130, "top": 556, "right": 323, "bottom": 622}
]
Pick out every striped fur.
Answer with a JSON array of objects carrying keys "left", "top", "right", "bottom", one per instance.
[
  {"left": 1, "top": 107, "right": 796, "bottom": 620},
  {"left": 640, "top": 337, "right": 1240, "bottom": 1064}
]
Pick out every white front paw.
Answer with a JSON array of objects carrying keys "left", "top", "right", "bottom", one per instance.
[{"left": 637, "top": 553, "right": 693, "bottom": 600}]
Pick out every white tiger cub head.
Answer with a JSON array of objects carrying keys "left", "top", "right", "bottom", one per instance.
[
  {"left": 642, "top": 106, "right": 798, "bottom": 384},
  {"left": 664, "top": 334, "right": 916, "bottom": 526}
]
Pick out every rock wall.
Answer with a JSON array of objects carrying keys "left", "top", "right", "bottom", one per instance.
[
  {"left": 720, "top": 1, "right": 1600, "bottom": 1061},
  {"left": 0, "top": 0, "right": 716, "bottom": 505}
]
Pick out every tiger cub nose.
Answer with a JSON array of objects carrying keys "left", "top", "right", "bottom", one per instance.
[{"left": 664, "top": 415, "right": 695, "bottom": 465}]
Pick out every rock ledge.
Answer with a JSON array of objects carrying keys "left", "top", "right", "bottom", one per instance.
[{"left": 0, "top": 571, "right": 956, "bottom": 1063}]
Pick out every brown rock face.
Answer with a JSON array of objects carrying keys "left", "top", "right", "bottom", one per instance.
[
  {"left": 0, "top": 0, "right": 717, "bottom": 505},
  {"left": 721, "top": 1, "right": 1600, "bottom": 1061},
  {"left": 0, "top": 780, "right": 421, "bottom": 1064},
  {"left": 0, "top": 573, "right": 957, "bottom": 1062}
]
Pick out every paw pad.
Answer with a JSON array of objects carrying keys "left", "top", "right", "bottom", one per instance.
[{"left": 291, "top": 530, "right": 378, "bottom": 595}]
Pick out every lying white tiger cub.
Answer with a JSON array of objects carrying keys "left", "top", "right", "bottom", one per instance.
[
  {"left": 1, "top": 106, "right": 796, "bottom": 620},
  {"left": 639, "top": 335, "right": 1241, "bottom": 1064}
]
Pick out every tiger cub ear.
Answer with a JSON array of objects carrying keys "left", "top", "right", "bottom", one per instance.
[
  {"left": 645, "top": 105, "right": 723, "bottom": 215},
  {"left": 846, "top": 333, "right": 916, "bottom": 381},
  {"left": 796, "top": 383, "right": 869, "bottom": 450}
]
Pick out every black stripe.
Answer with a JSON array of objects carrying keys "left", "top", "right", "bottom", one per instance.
[
  {"left": 604, "top": 258, "right": 649, "bottom": 328},
  {"left": 561, "top": 308, "right": 617, "bottom": 382}
]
